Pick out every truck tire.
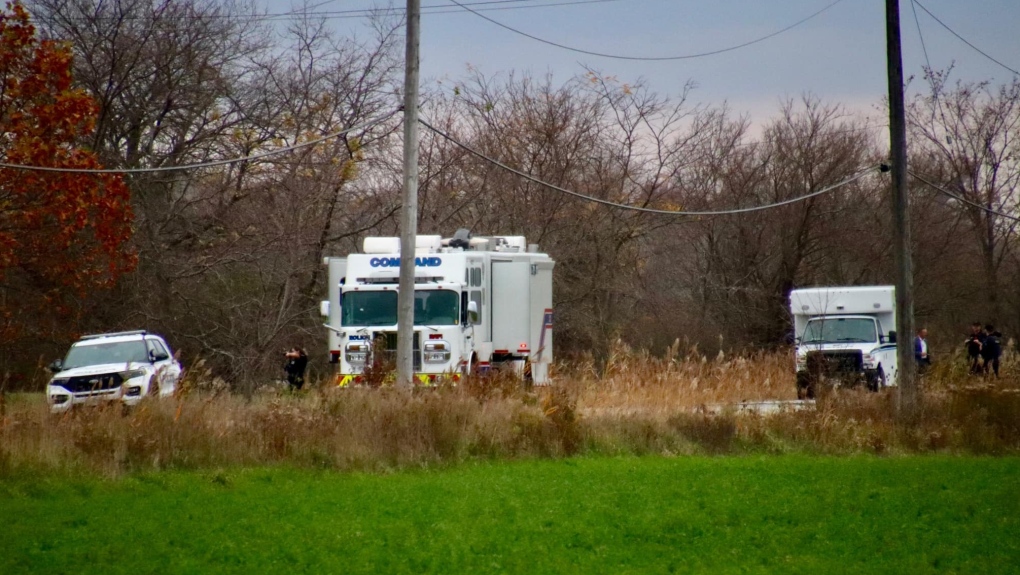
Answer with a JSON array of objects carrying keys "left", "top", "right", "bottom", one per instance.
[
  {"left": 460, "top": 355, "right": 475, "bottom": 377},
  {"left": 867, "top": 367, "right": 886, "bottom": 392}
]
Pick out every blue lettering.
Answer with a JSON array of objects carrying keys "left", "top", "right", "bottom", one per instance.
[{"left": 369, "top": 257, "right": 442, "bottom": 268}]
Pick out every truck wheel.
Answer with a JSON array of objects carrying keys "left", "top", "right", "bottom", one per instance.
[
  {"left": 460, "top": 356, "right": 475, "bottom": 377},
  {"left": 796, "top": 373, "right": 815, "bottom": 400},
  {"left": 867, "top": 367, "right": 886, "bottom": 392}
]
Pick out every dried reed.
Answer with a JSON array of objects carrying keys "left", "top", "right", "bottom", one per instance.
[{"left": 1, "top": 345, "right": 1017, "bottom": 477}]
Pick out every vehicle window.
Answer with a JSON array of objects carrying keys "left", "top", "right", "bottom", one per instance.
[
  {"left": 470, "top": 291, "right": 483, "bottom": 325},
  {"left": 342, "top": 291, "right": 398, "bottom": 326},
  {"left": 341, "top": 290, "right": 461, "bottom": 326},
  {"left": 63, "top": 340, "right": 149, "bottom": 368},
  {"left": 802, "top": 318, "right": 877, "bottom": 344},
  {"left": 148, "top": 339, "right": 170, "bottom": 358},
  {"left": 414, "top": 290, "right": 460, "bottom": 326}
]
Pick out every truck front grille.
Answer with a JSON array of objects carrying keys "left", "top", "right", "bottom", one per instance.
[
  {"left": 373, "top": 331, "right": 422, "bottom": 372},
  {"left": 63, "top": 373, "right": 124, "bottom": 393},
  {"left": 806, "top": 350, "right": 863, "bottom": 375}
]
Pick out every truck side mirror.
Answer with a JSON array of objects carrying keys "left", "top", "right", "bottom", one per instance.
[
  {"left": 467, "top": 300, "right": 479, "bottom": 323},
  {"left": 48, "top": 359, "right": 63, "bottom": 373},
  {"left": 320, "top": 300, "right": 330, "bottom": 318},
  {"left": 888, "top": 330, "right": 897, "bottom": 344}
]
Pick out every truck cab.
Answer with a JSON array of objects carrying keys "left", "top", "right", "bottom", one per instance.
[{"left": 790, "top": 286, "right": 898, "bottom": 398}]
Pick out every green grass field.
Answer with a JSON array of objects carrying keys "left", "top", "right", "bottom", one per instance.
[{"left": 2, "top": 456, "right": 1018, "bottom": 574}]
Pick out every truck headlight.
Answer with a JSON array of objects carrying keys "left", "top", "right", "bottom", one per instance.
[
  {"left": 346, "top": 343, "right": 369, "bottom": 365},
  {"left": 120, "top": 369, "right": 148, "bottom": 380},
  {"left": 862, "top": 353, "right": 876, "bottom": 368},
  {"left": 423, "top": 342, "right": 451, "bottom": 363}
]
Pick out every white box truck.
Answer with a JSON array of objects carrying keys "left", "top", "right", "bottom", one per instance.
[
  {"left": 321, "top": 229, "right": 555, "bottom": 386},
  {"left": 790, "top": 286, "right": 898, "bottom": 398}
]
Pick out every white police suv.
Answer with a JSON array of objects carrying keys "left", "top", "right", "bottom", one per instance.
[{"left": 47, "top": 330, "right": 183, "bottom": 413}]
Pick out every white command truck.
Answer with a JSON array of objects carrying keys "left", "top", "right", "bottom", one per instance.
[
  {"left": 321, "top": 230, "right": 555, "bottom": 386},
  {"left": 790, "top": 286, "right": 898, "bottom": 399}
]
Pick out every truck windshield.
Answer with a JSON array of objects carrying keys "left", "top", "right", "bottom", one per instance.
[
  {"left": 63, "top": 340, "right": 149, "bottom": 369},
  {"left": 415, "top": 290, "right": 459, "bottom": 326},
  {"left": 341, "top": 290, "right": 460, "bottom": 326},
  {"left": 802, "top": 318, "right": 878, "bottom": 344}
]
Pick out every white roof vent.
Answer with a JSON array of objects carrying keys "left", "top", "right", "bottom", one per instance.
[
  {"left": 493, "top": 236, "right": 527, "bottom": 252},
  {"left": 415, "top": 235, "right": 443, "bottom": 254},
  {"left": 363, "top": 237, "right": 400, "bottom": 254}
]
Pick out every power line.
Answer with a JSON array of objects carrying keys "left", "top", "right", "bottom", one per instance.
[
  {"left": 909, "top": 170, "right": 1020, "bottom": 222},
  {"left": 419, "top": 117, "right": 880, "bottom": 216},
  {"left": 446, "top": 0, "right": 845, "bottom": 61},
  {"left": 0, "top": 109, "right": 400, "bottom": 174},
  {"left": 909, "top": 0, "right": 950, "bottom": 130},
  {"left": 911, "top": 0, "right": 1020, "bottom": 77},
  {"left": 285, "top": 0, "right": 621, "bottom": 20},
  {"left": 28, "top": 0, "right": 618, "bottom": 24}
]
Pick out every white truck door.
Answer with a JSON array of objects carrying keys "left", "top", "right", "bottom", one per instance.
[{"left": 491, "top": 261, "right": 531, "bottom": 353}]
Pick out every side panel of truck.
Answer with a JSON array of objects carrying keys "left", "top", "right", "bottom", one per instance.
[
  {"left": 529, "top": 261, "right": 555, "bottom": 383},
  {"left": 491, "top": 260, "right": 531, "bottom": 352},
  {"left": 327, "top": 258, "right": 347, "bottom": 361}
]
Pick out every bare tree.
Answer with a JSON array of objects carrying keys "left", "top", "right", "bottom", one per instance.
[
  {"left": 652, "top": 97, "right": 885, "bottom": 349},
  {"left": 27, "top": 0, "right": 405, "bottom": 384},
  {"left": 907, "top": 70, "right": 1020, "bottom": 325},
  {"left": 416, "top": 70, "right": 708, "bottom": 359}
]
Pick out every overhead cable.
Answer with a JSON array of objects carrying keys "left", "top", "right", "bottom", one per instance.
[
  {"left": 909, "top": 0, "right": 951, "bottom": 129},
  {"left": 909, "top": 170, "right": 1020, "bottom": 222},
  {"left": 29, "top": 0, "right": 618, "bottom": 24},
  {"left": 447, "top": 0, "right": 844, "bottom": 61},
  {"left": 419, "top": 118, "right": 879, "bottom": 216},
  {"left": 0, "top": 109, "right": 400, "bottom": 174},
  {"left": 293, "top": 0, "right": 622, "bottom": 20},
  {"left": 912, "top": 0, "right": 1020, "bottom": 77}
]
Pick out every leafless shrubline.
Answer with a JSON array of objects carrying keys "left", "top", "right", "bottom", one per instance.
[
  {"left": 907, "top": 68, "right": 1020, "bottom": 327},
  {"left": 646, "top": 97, "right": 886, "bottom": 352},
  {"left": 23, "top": 0, "right": 404, "bottom": 387},
  {"left": 7, "top": 1, "right": 1020, "bottom": 385}
]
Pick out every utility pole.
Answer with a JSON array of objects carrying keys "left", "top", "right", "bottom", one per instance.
[
  {"left": 397, "top": 0, "right": 421, "bottom": 387},
  {"left": 885, "top": 0, "right": 918, "bottom": 417}
]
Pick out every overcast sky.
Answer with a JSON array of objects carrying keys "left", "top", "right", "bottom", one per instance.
[{"left": 268, "top": 0, "right": 1020, "bottom": 128}]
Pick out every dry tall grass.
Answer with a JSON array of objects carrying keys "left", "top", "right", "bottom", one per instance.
[{"left": 2, "top": 345, "right": 1018, "bottom": 477}]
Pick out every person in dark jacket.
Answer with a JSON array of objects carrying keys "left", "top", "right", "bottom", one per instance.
[
  {"left": 284, "top": 347, "right": 308, "bottom": 390},
  {"left": 914, "top": 327, "right": 931, "bottom": 373},
  {"left": 981, "top": 325, "right": 1002, "bottom": 377},
  {"left": 965, "top": 322, "right": 985, "bottom": 375}
]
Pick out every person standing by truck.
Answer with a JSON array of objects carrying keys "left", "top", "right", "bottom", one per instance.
[
  {"left": 981, "top": 325, "right": 1002, "bottom": 377},
  {"left": 284, "top": 347, "right": 308, "bottom": 391},
  {"left": 914, "top": 327, "right": 931, "bottom": 373},
  {"left": 965, "top": 323, "right": 985, "bottom": 375}
]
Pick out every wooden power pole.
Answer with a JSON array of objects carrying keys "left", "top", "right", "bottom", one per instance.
[
  {"left": 885, "top": 0, "right": 918, "bottom": 417},
  {"left": 397, "top": 0, "right": 421, "bottom": 387}
]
